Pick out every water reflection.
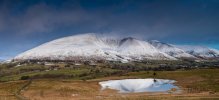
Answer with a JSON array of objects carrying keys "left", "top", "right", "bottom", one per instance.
[{"left": 99, "top": 78, "right": 179, "bottom": 93}]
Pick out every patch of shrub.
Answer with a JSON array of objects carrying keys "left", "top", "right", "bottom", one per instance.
[{"left": 20, "top": 75, "right": 30, "bottom": 80}]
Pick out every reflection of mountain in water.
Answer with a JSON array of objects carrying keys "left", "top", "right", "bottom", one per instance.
[{"left": 99, "top": 78, "right": 179, "bottom": 93}]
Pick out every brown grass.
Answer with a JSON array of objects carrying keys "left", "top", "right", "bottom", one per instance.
[
  {"left": 1, "top": 69, "right": 219, "bottom": 100},
  {"left": 0, "top": 81, "right": 27, "bottom": 100},
  {"left": 20, "top": 79, "right": 219, "bottom": 100}
]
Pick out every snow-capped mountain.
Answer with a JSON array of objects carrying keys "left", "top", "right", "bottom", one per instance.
[
  {"left": 14, "top": 33, "right": 176, "bottom": 62},
  {"left": 0, "top": 57, "right": 5, "bottom": 63},
  {"left": 177, "top": 45, "right": 219, "bottom": 59},
  {"left": 118, "top": 38, "right": 175, "bottom": 60},
  {"left": 14, "top": 33, "right": 219, "bottom": 62},
  {"left": 148, "top": 40, "right": 196, "bottom": 59},
  {"left": 0, "top": 57, "right": 11, "bottom": 63},
  {"left": 0, "top": 59, "right": 3, "bottom": 63}
]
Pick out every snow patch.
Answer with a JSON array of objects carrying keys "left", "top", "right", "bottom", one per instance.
[
  {"left": 177, "top": 45, "right": 219, "bottom": 58},
  {"left": 149, "top": 40, "right": 196, "bottom": 58}
]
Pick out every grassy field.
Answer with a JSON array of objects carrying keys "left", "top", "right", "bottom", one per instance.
[
  {"left": 0, "top": 63, "right": 122, "bottom": 82},
  {"left": 0, "top": 61, "right": 219, "bottom": 100}
]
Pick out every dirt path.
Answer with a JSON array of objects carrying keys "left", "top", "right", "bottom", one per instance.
[{"left": 14, "top": 79, "right": 32, "bottom": 100}]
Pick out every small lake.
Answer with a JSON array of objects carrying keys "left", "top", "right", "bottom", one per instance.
[{"left": 99, "top": 78, "right": 179, "bottom": 93}]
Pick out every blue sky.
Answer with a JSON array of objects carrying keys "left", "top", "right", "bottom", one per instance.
[{"left": 0, "top": 0, "right": 219, "bottom": 59}]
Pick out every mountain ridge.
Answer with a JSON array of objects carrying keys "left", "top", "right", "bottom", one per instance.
[
  {"left": 177, "top": 45, "right": 219, "bottom": 59},
  {"left": 14, "top": 33, "right": 219, "bottom": 62},
  {"left": 148, "top": 40, "right": 196, "bottom": 59}
]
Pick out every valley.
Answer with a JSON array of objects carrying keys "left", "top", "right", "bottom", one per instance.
[{"left": 0, "top": 60, "right": 219, "bottom": 100}]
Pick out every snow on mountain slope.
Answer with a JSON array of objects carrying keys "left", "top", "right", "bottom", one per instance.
[
  {"left": 117, "top": 38, "right": 176, "bottom": 60},
  {"left": 15, "top": 34, "right": 120, "bottom": 61},
  {"left": 149, "top": 40, "right": 196, "bottom": 59},
  {"left": 0, "top": 57, "right": 12, "bottom": 63},
  {"left": 14, "top": 33, "right": 176, "bottom": 61},
  {"left": 0, "top": 59, "right": 3, "bottom": 63},
  {"left": 177, "top": 45, "right": 219, "bottom": 58}
]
